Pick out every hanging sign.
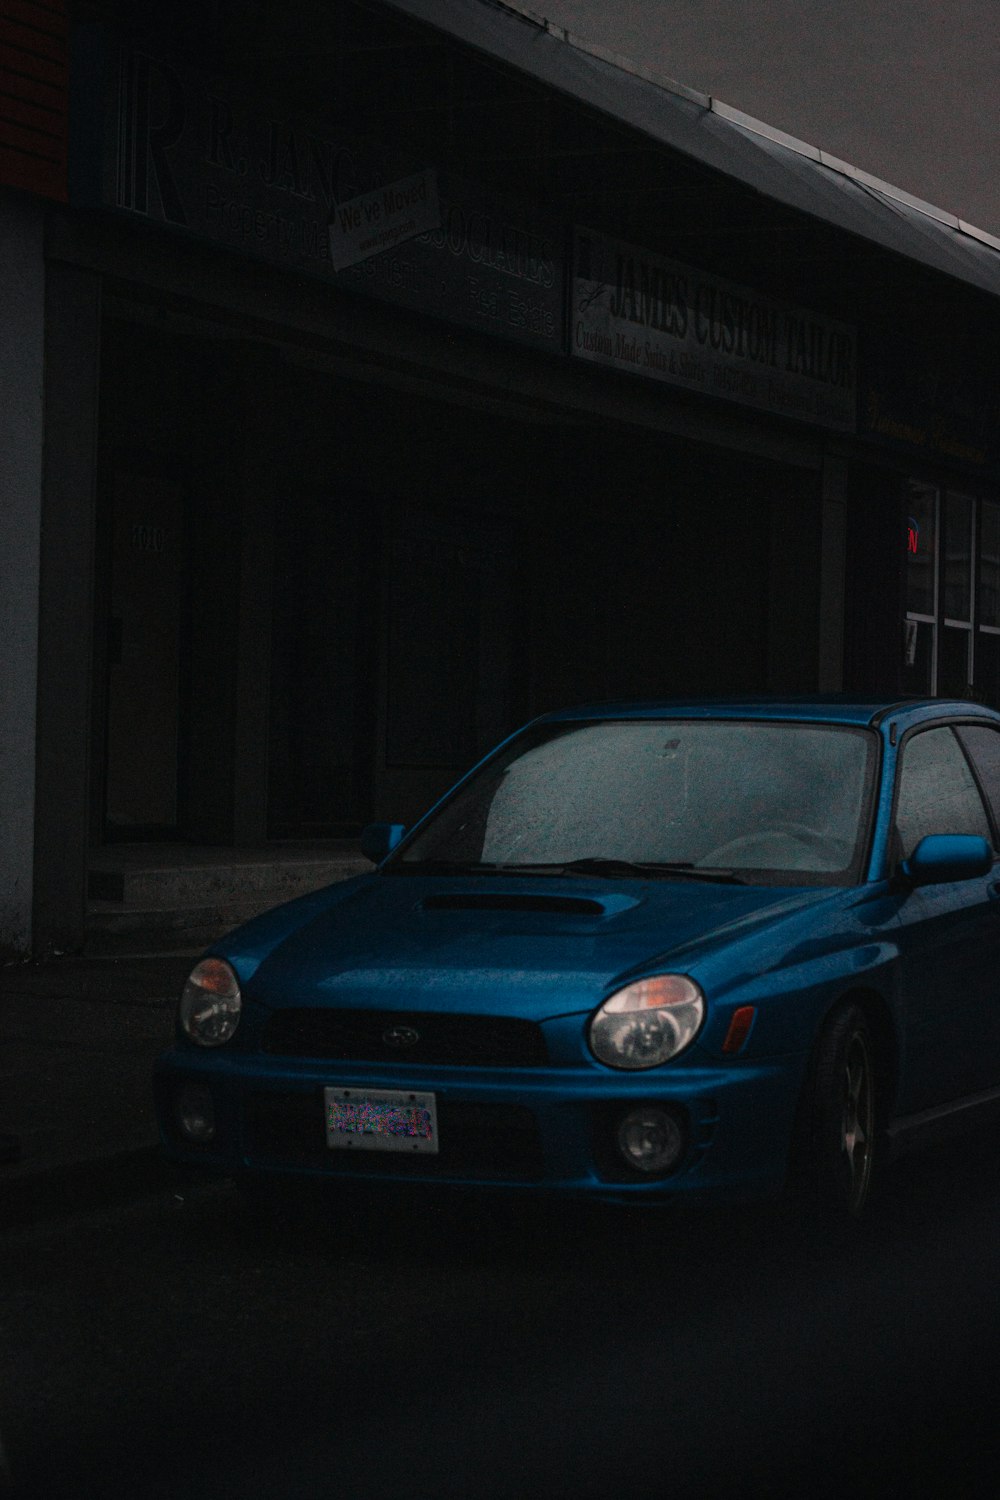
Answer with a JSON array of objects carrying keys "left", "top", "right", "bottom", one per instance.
[
  {"left": 335, "top": 174, "right": 563, "bottom": 352},
  {"left": 329, "top": 170, "right": 440, "bottom": 271}
]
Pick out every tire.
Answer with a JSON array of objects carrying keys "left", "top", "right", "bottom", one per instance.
[{"left": 795, "top": 1002, "right": 878, "bottom": 1222}]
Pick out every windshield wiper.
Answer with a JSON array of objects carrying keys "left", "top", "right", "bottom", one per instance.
[
  {"left": 556, "top": 858, "right": 747, "bottom": 885},
  {"left": 387, "top": 856, "right": 746, "bottom": 884},
  {"left": 386, "top": 858, "right": 496, "bottom": 875},
  {"left": 387, "top": 859, "right": 569, "bottom": 876}
]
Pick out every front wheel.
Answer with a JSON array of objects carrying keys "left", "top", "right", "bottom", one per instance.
[{"left": 795, "top": 1003, "right": 878, "bottom": 1221}]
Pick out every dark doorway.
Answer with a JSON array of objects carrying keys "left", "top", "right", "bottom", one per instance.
[
  {"left": 103, "top": 471, "right": 185, "bottom": 837},
  {"left": 267, "top": 489, "right": 377, "bottom": 836},
  {"left": 267, "top": 492, "right": 520, "bottom": 835},
  {"left": 376, "top": 507, "right": 518, "bottom": 824}
]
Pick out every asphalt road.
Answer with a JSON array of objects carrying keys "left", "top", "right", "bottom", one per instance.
[{"left": 4, "top": 1147, "right": 1000, "bottom": 1500}]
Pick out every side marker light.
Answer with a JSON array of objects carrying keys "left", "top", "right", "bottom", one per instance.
[{"left": 722, "top": 1005, "right": 756, "bottom": 1055}]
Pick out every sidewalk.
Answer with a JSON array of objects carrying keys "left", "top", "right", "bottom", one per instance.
[{"left": 0, "top": 953, "right": 196, "bottom": 1228}]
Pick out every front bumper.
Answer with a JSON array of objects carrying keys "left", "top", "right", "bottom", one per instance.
[{"left": 154, "top": 1045, "right": 804, "bottom": 1203}]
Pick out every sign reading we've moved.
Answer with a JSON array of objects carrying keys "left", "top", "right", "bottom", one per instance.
[{"left": 328, "top": 171, "right": 440, "bottom": 271}]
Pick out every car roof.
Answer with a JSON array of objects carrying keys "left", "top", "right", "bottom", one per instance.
[{"left": 539, "top": 696, "right": 1000, "bottom": 729}]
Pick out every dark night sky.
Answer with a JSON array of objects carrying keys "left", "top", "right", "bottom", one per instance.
[{"left": 531, "top": 0, "right": 1000, "bottom": 237}]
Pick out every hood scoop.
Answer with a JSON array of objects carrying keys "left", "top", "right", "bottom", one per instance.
[{"left": 419, "top": 892, "right": 607, "bottom": 917}]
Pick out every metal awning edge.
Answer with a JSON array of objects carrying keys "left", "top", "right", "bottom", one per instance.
[{"left": 379, "top": 0, "right": 1000, "bottom": 298}]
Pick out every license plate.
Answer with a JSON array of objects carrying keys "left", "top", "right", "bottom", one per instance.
[{"left": 324, "top": 1087, "right": 439, "bottom": 1154}]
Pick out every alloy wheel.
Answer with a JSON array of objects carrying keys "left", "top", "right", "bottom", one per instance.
[{"left": 840, "top": 1028, "right": 875, "bottom": 1215}]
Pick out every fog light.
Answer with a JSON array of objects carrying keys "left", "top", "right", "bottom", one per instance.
[
  {"left": 175, "top": 1086, "right": 216, "bottom": 1143},
  {"left": 616, "top": 1106, "right": 683, "bottom": 1174}
]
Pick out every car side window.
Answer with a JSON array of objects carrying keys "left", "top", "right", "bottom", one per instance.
[
  {"left": 894, "top": 726, "right": 992, "bottom": 859},
  {"left": 955, "top": 725, "right": 1000, "bottom": 844}
]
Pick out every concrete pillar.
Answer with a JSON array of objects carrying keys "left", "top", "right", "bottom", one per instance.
[
  {"left": 232, "top": 345, "right": 276, "bottom": 844},
  {"left": 0, "top": 194, "right": 44, "bottom": 957},
  {"left": 32, "top": 258, "right": 102, "bottom": 953},
  {"left": 180, "top": 342, "right": 275, "bottom": 845},
  {"left": 818, "top": 453, "right": 848, "bottom": 692},
  {"left": 765, "top": 465, "right": 823, "bottom": 692}
]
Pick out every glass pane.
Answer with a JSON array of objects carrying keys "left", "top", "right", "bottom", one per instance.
[
  {"left": 980, "top": 501, "right": 1000, "bottom": 629},
  {"left": 894, "top": 727, "right": 991, "bottom": 856},
  {"left": 938, "top": 624, "right": 971, "bottom": 698},
  {"left": 956, "top": 724, "right": 1000, "bottom": 837},
  {"left": 943, "top": 491, "right": 973, "bottom": 621},
  {"left": 906, "top": 482, "right": 937, "bottom": 616},
  {"left": 386, "top": 539, "right": 479, "bottom": 767},
  {"left": 398, "top": 719, "right": 877, "bottom": 885},
  {"left": 976, "top": 632, "right": 1000, "bottom": 711},
  {"left": 902, "top": 618, "right": 933, "bottom": 696},
  {"left": 268, "top": 494, "right": 364, "bottom": 833}
]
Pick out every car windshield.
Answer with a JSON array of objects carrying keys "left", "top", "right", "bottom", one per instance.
[{"left": 393, "top": 718, "right": 878, "bottom": 887}]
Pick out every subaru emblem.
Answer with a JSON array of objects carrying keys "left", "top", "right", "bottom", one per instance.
[{"left": 383, "top": 1024, "right": 420, "bottom": 1049}]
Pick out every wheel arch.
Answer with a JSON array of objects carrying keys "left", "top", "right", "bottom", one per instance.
[
  {"left": 785, "top": 984, "right": 898, "bottom": 1200},
  {"left": 825, "top": 986, "right": 898, "bottom": 1129}
]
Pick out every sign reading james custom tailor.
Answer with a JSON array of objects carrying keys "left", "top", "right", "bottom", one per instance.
[{"left": 572, "top": 230, "right": 857, "bottom": 431}]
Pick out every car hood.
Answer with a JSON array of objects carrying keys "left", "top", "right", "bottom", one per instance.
[{"left": 242, "top": 874, "right": 836, "bottom": 1019}]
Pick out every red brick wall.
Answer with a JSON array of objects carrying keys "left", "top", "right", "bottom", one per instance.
[{"left": 1, "top": 0, "right": 68, "bottom": 201}]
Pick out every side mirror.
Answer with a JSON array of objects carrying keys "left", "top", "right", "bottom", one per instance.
[
  {"left": 900, "top": 833, "right": 992, "bottom": 887},
  {"left": 360, "top": 822, "right": 406, "bottom": 865}
]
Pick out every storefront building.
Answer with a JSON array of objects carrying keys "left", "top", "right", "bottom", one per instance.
[{"left": 2, "top": 0, "right": 999, "bottom": 954}]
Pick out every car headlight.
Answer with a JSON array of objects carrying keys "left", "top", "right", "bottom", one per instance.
[
  {"left": 589, "top": 975, "right": 704, "bottom": 1069},
  {"left": 179, "top": 958, "right": 242, "bottom": 1047}
]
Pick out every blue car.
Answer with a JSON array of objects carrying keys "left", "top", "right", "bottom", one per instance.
[{"left": 155, "top": 697, "right": 1000, "bottom": 1220}]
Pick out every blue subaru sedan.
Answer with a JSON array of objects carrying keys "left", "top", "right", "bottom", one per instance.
[{"left": 155, "top": 697, "right": 1000, "bottom": 1219}]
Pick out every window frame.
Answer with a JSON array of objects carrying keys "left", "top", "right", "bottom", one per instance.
[
  {"left": 905, "top": 482, "right": 1000, "bottom": 703},
  {"left": 890, "top": 718, "right": 1000, "bottom": 868},
  {"left": 953, "top": 720, "right": 1000, "bottom": 852}
]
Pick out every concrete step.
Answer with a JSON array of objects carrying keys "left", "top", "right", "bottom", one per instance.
[
  {"left": 84, "top": 844, "right": 371, "bottom": 955},
  {"left": 87, "top": 853, "right": 367, "bottom": 906},
  {"left": 84, "top": 900, "right": 292, "bottom": 954}
]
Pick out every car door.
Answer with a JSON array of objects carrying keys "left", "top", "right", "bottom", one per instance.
[{"left": 892, "top": 723, "right": 1000, "bottom": 1112}]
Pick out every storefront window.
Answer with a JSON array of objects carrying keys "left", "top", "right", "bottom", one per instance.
[
  {"left": 944, "top": 491, "right": 973, "bottom": 621},
  {"left": 940, "top": 491, "right": 974, "bottom": 697},
  {"left": 906, "top": 482, "right": 937, "bottom": 617},
  {"left": 904, "top": 483, "right": 1000, "bottom": 707},
  {"left": 904, "top": 481, "right": 937, "bottom": 696},
  {"left": 980, "top": 501, "right": 1000, "bottom": 629},
  {"left": 978, "top": 499, "right": 1000, "bottom": 705},
  {"left": 938, "top": 623, "right": 971, "bottom": 697}
]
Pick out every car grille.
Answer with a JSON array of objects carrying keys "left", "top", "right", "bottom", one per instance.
[
  {"left": 244, "top": 1092, "right": 544, "bottom": 1182},
  {"left": 260, "top": 1008, "right": 549, "bottom": 1067}
]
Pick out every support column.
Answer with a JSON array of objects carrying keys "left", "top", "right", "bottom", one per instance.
[
  {"left": 232, "top": 345, "right": 276, "bottom": 844},
  {"left": 0, "top": 194, "right": 44, "bottom": 957},
  {"left": 180, "top": 342, "right": 274, "bottom": 845},
  {"left": 765, "top": 464, "right": 823, "bottom": 692},
  {"left": 33, "top": 258, "right": 102, "bottom": 953},
  {"left": 818, "top": 453, "right": 848, "bottom": 692}
]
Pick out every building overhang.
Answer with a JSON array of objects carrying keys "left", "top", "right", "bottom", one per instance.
[{"left": 382, "top": 0, "right": 1000, "bottom": 299}]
